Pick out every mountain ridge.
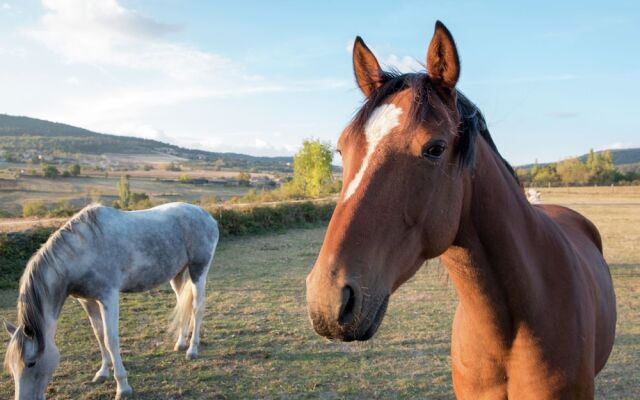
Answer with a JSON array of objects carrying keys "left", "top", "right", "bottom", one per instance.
[{"left": 0, "top": 114, "right": 293, "bottom": 171}]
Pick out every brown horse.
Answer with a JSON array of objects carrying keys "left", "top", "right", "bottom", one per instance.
[{"left": 306, "top": 21, "right": 616, "bottom": 399}]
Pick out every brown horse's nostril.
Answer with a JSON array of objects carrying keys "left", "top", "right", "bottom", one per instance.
[{"left": 338, "top": 285, "right": 357, "bottom": 324}]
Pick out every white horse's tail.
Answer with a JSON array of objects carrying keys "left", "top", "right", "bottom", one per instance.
[{"left": 170, "top": 269, "right": 194, "bottom": 339}]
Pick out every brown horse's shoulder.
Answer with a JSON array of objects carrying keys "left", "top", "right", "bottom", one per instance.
[{"left": 533, "top": 204, "right": 603, "bottom": 253}]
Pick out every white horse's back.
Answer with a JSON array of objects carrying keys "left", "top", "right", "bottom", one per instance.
[{"left": 64, "top": 202, "right": 218, "bottom": 294}]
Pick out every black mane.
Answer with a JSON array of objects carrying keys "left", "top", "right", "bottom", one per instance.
[{"left": 351, "top": 71, "right": 518, "bottom": 183}]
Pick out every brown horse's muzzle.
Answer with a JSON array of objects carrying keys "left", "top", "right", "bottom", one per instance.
[{"left": 306, "top": 266, "right": 389, "bottom": 341}]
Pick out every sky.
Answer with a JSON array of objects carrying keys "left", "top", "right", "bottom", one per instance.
[{"left": 0, "top": 0, "right": 638, "bottom": 165}]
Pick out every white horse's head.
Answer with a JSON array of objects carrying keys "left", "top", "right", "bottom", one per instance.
[{"left": 4, "top": 320, "right": 59, "bottom": 400}]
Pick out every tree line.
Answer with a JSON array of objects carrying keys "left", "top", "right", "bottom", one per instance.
[{"left": 516, "top": 149, "right": 640, "bottom": 186}]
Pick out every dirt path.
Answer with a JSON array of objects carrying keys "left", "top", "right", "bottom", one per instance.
[{"left": 0, "top": 217, "right": 67, "bottom": 233}]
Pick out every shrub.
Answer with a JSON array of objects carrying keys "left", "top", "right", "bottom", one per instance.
[
  {"left": 41, "top": 164, "right": 60, "bottom": 178},
  {"left": 69, "top": 163, "right": 81, "bottom": 176},
  {"left": 214, "top": 201, "right": 335, "bottom": 236},
  {"left": 49, "top": 200, "right": 78, "bottom": 217},
  {"left": 179, "top": 174, "right": 194, "bottom": 183},
  {"left": 0, "top": 228, "right": 54, "bottom": 289},
  {"left": 22, "top": 201, "right": 48, "bottom": 217}
]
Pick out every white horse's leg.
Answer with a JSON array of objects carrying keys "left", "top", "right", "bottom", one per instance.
[
  {"left": 186, "top": 274, "right": 207, "bottom": 360},
  {"left": 98, "top": 292, "right": 133, "bottom": 399},
  {"left": 170, "top": 274, "right": 189, "bottom": 351},
  {"left": 78, "top": 298, "right": 112, "bottom": 383}
]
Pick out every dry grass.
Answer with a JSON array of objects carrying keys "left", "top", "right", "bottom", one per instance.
[
  {"left": 0, "top": 187, "right": 638, "bottom": 399},
  {"left": 0, "top": 175, "right": 250, "bottom": 216}
]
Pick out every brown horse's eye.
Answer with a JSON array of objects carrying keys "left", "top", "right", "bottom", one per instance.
[
  {"left": 26, "top": 361, "right": 35, "bottom": 368},
  {"left": 422, "top": 142, "right": 447, "bottom": 159}
]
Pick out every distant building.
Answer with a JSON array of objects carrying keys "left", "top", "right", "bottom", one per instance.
[
  {"left": 250, "top": 176, "right": 277, "bottom": 188},
  {"left": 191, "top": 178, "right": 209, "bottom": 185}
]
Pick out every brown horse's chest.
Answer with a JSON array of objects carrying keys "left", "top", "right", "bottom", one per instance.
[{"left": 450, "top": 305, "right": 594, "bottom": 399}]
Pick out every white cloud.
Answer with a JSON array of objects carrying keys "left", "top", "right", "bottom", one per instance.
[
  {"left": 1, "top": 3, "right": 11, "bottom": 10},
  {"left": 28, "top": 0, "right": 232, "bottom": 81},
  {"left": 382, "top": 54, "right": 423, "bottom": 73},
  {"left": 65, "top": 76, "right": 80, "bottom": 85},
  {"left": 345, "top": 38, "right": 355, "bottom": 53},
  {"left": 344, "top": 38, "right": 423, "bottom": 73},
  {"left": 599, "top": 142, "right": 633, "bottom": 151},
  {"left": 20, "top": 0, "right": 349, "bottom": 132},
  {"left": 182, "top": 133, "right": 299, "bottom": 157},
  {"left": 0, "top": 0, "right": 348, "bottom": 157}
]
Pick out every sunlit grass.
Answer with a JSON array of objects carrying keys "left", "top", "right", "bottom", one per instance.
[{"left": 1, "top": 188, "right": 638, "bottom": 399}]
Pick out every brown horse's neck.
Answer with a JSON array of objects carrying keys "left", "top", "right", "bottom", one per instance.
[{"left": 441, "top": 138, "right": 544, "bottom": 346}]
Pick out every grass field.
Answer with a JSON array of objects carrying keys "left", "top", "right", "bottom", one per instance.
[
  {"left": 1, "top": 188, "right": 639, "bottom": 399},
  {"left": 0, "top": 175, "right": 251, "bottom": 216}
]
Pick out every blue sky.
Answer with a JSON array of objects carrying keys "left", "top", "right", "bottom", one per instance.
[{"left": 0, "top": 1, "right": 638, "bottom": 164}]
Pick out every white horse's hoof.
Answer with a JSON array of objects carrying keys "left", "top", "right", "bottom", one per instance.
[
  {"left": 186, "top": 351, "right": 198, "bottom": 360},
  {"left": 115, "top": 388, "right": 133, "bottom": 400},
  {"left": 174, "top": 342, "right": 188, "bottom": 352},
  {"left": 91, "top": 374, "right": 108, "bottom": 384}
]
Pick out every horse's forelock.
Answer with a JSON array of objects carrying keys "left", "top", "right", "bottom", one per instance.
[{"left": 349, "top": 71, "right": 518, "bottom": 183}]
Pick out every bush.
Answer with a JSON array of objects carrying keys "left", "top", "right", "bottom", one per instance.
[
  {"left": 41, "top": 164, "right": 60, "bottom": 178},
  {"left": 213, "top": 201, "right": 335, "bottom": 236},
  {"left": 69, "top": 163, "right": 81, "bottom": 176},
  {"left": 49, "top": 200, "right": 78, "bottom": 217},
  {"left": 0, "top": 228, "right": 54, "bottom": 289},
  {"left": 22, "top": 201, "right": 48, "bottom": 217},
  {"left": 179, "top": 174, "right": 194, "bottom": 183}
]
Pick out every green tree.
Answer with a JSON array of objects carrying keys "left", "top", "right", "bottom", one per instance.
[
  {"left": 117, "top": 175, "right": 131, "bottom": 209},
  {"left": 556, "top": 158, "right": 591, "bottom": 184},
  {"left": 588, "top": 150, "right": 617, "bottom": 184},
  {"left": 586, "top": 149, "right": 596, "bottom": 171},
  {"left": 530, "top": 159, "right": 540, "bottom": 178},
  {"left": 69, "top": 163, "right": 81, "bottom": 176},
  {"left": 291, "top": 139, "right": 333, "bottom": 198},
  {"left": 41, "top": 163, "right": 60, "bottom": 178},
  {"left": 532, "top": 165, "right": 560, "bottom": 186}
]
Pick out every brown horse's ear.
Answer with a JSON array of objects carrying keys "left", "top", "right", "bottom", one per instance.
[
  {"left": 4, "top": 319, "right": 17, "bottom": 336},
  {"left": 427, "top": 21, "right": 460, "bottom": 89},
  {"left": 353, "top": 36, "right": 384, "bottom": 97}
]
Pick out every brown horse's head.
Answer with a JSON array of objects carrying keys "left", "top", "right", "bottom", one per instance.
[{"left": 306, "top": 21, "right": 471, "bottom": 341}]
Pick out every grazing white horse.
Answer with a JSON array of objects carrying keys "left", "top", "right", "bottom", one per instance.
[{"left": 3, "top": 202, "right": 219, "bottom": 400}]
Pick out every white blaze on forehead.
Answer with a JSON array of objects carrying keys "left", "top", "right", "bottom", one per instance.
[{"left": 343, "top": 103, "right": 403, "bottom": 201}]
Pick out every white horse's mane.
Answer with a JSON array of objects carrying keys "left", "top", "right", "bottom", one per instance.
[{"left": 4, "top": 204, "right": 102, "bottom": 369}]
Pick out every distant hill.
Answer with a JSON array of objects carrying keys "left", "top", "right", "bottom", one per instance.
[
  {"left": 0, "top": 114, "right": 293, "bottom": 172},
  {"left": 518, "top": 148, "right": 640, "bottom": 170}
]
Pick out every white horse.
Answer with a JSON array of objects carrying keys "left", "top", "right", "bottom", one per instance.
[{"left": 3, "top": 202, "right": 219, "bottom": 400}]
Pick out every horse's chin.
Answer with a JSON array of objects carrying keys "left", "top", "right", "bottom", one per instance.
[
  {"left": 355, "top": 295, "right": 390, "bottom": 341},
  {"left": 335, "top": 295, "right": 390, "bottom": 342}
]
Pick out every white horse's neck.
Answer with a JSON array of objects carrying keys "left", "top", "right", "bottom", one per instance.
[{"left": 19, "top": 260, "right": 68, "bottom": 343}]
